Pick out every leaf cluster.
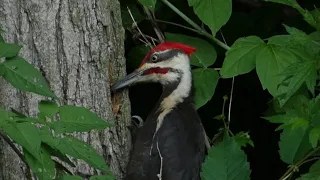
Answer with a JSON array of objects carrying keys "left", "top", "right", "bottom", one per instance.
[
  {"left": 122, "top": 0, "right": 320, "bottom": 179},
  {"left": 0, "top": 32, "right": 114, "bottom": 179}
]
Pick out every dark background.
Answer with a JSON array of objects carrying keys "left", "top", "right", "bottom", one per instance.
[{"left": 119, "top": 0, "right": 319, "bottom": 179}]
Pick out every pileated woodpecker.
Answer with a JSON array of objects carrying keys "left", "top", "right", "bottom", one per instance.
[{"left": 111, "top": 42, "right": 205, "bottom": 180}]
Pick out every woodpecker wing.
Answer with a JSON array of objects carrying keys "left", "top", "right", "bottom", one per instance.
[
  {"left": 153, "top": 102, "right": 205, "bottom": 180},
  {"left": 125, "top": 100, "right": 205, "bottom": 180}
]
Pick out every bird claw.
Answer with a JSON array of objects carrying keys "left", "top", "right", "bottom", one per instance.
[{"left": 132, "top": 115, "right": 144, "bottom": 127}]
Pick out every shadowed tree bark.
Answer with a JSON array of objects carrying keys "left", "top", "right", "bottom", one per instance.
[{"left": 0, "top": 0, "right": 131, "bottom": 179}]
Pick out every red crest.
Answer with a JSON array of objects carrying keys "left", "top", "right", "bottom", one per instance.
[{"left": 139, "top": 42, "right": 197, "bottom": 67}]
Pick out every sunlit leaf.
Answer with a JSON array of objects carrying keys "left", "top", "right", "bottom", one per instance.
[
  {"left": 40, "top": 127, "right": 111, "bottom": 174},
  {"left": 1, "top": 56, "right": 55, "bottom": 98},
  {"left": 51, "top": 105, "right": 112, "bottom": 134},
  {"left": 24, "top": 145, "right": 55, "bottom": 180},
  {"left": 0, "top": 42, "right": 22, "bottom": 58},
  {"left": 2, "top": 122, "right": 41, "bottom": 160},
  {"left": 38, "top": 100, "right": 59, "bottom": 121}
]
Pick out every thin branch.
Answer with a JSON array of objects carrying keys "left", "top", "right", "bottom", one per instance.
[
  {"left": 0, "top": 130, "right": 33, "bottom": 180},
  {"left": 156, "top": 142, "right": 163, "bottom": 180},
  {"left": 155, "top": 19, "right": 199, "bottom": 34},
  {"left": 160, "top": 0, "right": 231, "bottom": 51},
  {"left": 279, "top": 146, "right": 320, "bottom": 180},
  {"left": 127, "top": 6, "right": 153, "bottom": 48},
  {"left": 228, "top": 77, "right": 235, "bottom": 126},
  {"left": 142, "top": 7, "right": 165, "bottom": 42},
  {"left": 219, "top": 30, "right": 234, "bottom": 127}
]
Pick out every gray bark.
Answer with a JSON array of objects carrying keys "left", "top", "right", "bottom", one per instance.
[{"left": 0, "top": 0, "right": 131, "bottom": 179}]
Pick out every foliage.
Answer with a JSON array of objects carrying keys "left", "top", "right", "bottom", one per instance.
[
  {"left": 0, "top": 34, "right": 114, "bottom": 179},
  {"left": 201, "top": 134, "right": 251, "bottom": 180},
  {"left": 122, "top": 0, "right": 320, "bottom": 179}
]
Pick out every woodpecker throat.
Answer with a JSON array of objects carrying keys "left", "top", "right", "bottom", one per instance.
[{"left": 155, "top": 53, "right": 192, "bottom": 132}]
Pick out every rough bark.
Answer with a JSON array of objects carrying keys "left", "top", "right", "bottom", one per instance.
[{"left": 0, "top": 0, "right": 131, "bottom": 179}]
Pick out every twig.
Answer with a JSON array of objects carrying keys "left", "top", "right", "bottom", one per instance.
[
  {"left": 219, "top": 30, "right": 234, "bottom": 127},
  {"left": 279, "top": 146, "right": 320, "bottom": 180},
  {"left": 143, "top": 34, "right": 161, "bottom": 44},
  {"left": 142, "top": 7, "right": 165, "bottom": 42},
  {"left": 127, "top": 6, "right": 153, "bottom": 48},
  {"left": 160, "top": 0, "right": 231, "bottom": 51},
  {"left": 228, "top": 77, "right": 235, "bottom": 126},
  {"left": 156, "top": 142, "right": 163, "bottom": 180},
  {"left": 155, "top": 19, "right": 199, "bottom": 34},
  {"left": 0, "top": 130, "right": 33, "bottom": 180}
]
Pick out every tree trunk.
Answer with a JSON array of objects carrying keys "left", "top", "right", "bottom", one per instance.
[{"left": 0, "top": 0, "right": 131, "bottom": 179}]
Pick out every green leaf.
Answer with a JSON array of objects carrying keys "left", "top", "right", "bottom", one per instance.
[
  {"left": 263, "top": 114, "right": 291, "bottom": 124},
  {"left": 2, "top": 122, "right": 41, "bottom": 160},
  {"left": 297, "top": 160, "right": 320, "bottom": 180},
  {"left": 24, "top": 145, "right": 55, "bottom": 180},
  {"left": 165, "top": 32, "right": 217, "bottom": 67},
  {"left": 90, "top": 175, "right": 115, "bottom": 180},
  {"left": 40, "top": 127, "right": 110, "bottom": 173},
  {"left": 0, "top": 42, "right": 22, "bottom": 58},
  {"left": 43, "top": 143, "right": 75, "bottom": 167},
  {"left": 138, "top": 0, "right": 156, "bottom": 11},
  {"left": 308, "top": 31, "right": 320, "bottom": 56},
  {"left": 0, "top": 107, "right": 14, "bottom": 125},
  {"left": 127, "top": 45, "right": 151, "bottom": 69},
  {"left": 279, "top": 127, "right": 312, "bottom": 164},
  {"left": 303, "top": 8, "right": 320, "bottom": 31},
  {"left": 278, "top": 60, "right": 317, "bottom": 105},
  {"left": 188, "top": 0, "right": 232, "bottom": 36},
  {"left": 192, "top": 68, "right": 219, "bottom": 109},
  {"left": 0, "top": 107, "right": 38, "bottom": 124},
  {"left": 1, "top": 56, "right": 55, "bottom": 98},
  {"left": 255, "top": 41, "right": 299, "bottom": 97},
  {"left": 263, "top": 114, "right": 309, "bottom": 131},
  {"left": 220, "top": 36, "right": 265, "bottom": 78},
  {"left": 234, "top": 131, "right": 254, "bottom": 148},
  {"left": 60, "top": 175, "right": 83, "bottom": 180},
  {"left": 51, "top": 105, "right": 112, "bottom": 134},
  {"left": 38, "top": 100, "right": 59, "bottom": 121},
  {"left": 283, "top": 24, "right": 311, "bottom": 45},
  {"left": 309, "top": 127, "right": 320, "bottom": 148},
  {"left": 201, "top": 137, "right": 251, "bottom": 180}
]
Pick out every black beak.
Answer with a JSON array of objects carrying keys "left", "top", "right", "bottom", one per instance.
[{"left": 111, "top": 69, "right": 146, "bottom": 92}]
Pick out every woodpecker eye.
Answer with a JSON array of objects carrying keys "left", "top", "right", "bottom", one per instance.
[{"left": 151, "top": 55, "right": 158, "bottom": 62}]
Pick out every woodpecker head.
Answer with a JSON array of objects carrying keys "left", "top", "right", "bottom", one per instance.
[{"left": 111, "top": 42, "right": 196, "bottom": 92}]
